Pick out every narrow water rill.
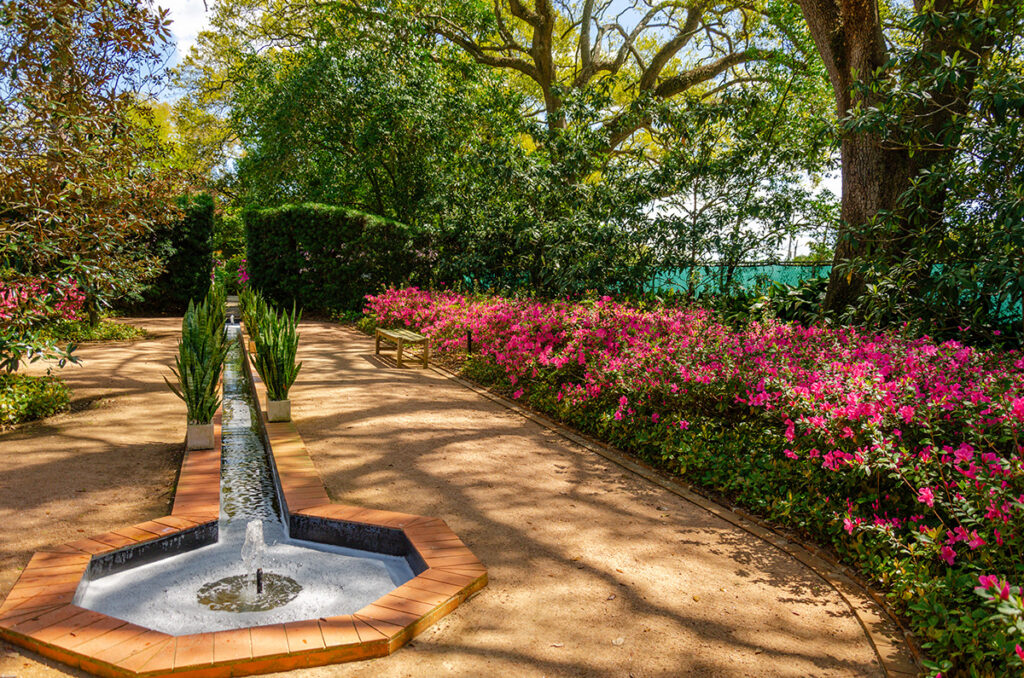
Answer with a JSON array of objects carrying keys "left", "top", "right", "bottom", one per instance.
[
  {"left": 0, "top": 313, "right": 486, "bottom": 677},
  {"left": 76, "top": 326, "right": 413, "bottom": 635}
]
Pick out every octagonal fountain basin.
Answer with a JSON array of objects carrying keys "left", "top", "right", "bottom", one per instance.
[
  {"left": 75, "top": 519, "right": 416, "bottom": 636},
  {"left": 0, "top": 319, "right": 485, "bottom": 677}
]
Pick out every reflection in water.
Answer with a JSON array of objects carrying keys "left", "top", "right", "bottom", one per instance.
[{"left": 197, "top": 573, "right": 302, "bottom": 612}]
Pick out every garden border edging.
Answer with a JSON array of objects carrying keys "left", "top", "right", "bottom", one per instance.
[{"left": 390, "top": 335, "right": 923, "bottom": 678}]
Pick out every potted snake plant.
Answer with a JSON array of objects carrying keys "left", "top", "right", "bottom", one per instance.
[
  {"left": 239, "top": 286, "right": 267, "bottom": 348},
  {"left": 166, "top": 293, "right": 228, "bottom": 449},
  {"left": 253, "top": 302, "right": 302, "bottom": 422}
]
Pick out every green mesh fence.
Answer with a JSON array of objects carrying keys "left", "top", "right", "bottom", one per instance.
[{"left": 652, "top": 264, "right": 831, "bottom": 295}]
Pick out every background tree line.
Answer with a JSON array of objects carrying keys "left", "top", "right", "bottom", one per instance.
[
  {"left": 4, "top": 0, "right": 1022, "bottom": 344},
  {"left": 169, "top": 0, "right": 1023, "bottom": 341}
]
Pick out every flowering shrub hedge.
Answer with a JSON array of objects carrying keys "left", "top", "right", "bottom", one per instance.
[
  {"left": 1, "top": 276, "right": 84, "bottom": 373},
  {"left": 365, "top": 287, "right": 1024, "bottom": 675}
]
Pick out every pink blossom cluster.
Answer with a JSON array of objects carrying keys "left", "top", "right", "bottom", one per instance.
[
  {"left": 366, "top": 287, "right": 1024, "bottom": 584},
  {"left": 0, "top": 278, "right": 84, "bottom": 325}
]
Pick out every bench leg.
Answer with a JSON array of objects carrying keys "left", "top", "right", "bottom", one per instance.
[
  {"left": 375, "top": 332, "right": 381, "bottom": 355},
  {"left": 423, "top": 341, "right": 430, "bottom": 368},
  {"left": 396, "top": 339, "right": 404, "bottom": 368}
]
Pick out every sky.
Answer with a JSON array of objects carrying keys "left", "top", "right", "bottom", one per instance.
[{"left": 161, "top": 0, "right": 211, "bottom": 67}]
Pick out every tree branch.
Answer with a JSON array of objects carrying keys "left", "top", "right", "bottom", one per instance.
[{"left": 653, "top": 48, "right": 771, "bottom": 98}]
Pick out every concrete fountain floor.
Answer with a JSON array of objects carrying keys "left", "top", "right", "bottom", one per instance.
[
  {"left": 78, "top": 534, "right": 413, "bottom": 636},
  {"left": 1, "top": 317, "right": 919, "bottom": 677}
]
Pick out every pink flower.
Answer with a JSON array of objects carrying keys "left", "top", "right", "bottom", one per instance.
[
  {"left": 917, "top": 486, "right": 935, "bottom": 507},
  {"left": 1015, "top": 645, "right": 1023, "bottom": 662},
  {"left": 678, "top": 419, "right": 689, "bottom": 430},
  {"left": 651, "top": 413, "right": 660, "bottom": 423},
  {"left": 940, "top": 545, "right": 956, "bottom": 565},
  {"left": 512, "top": 389, "right": 523, "bottom": 400},
  {"left": 978, "top": 574, "right": 999, "bottom": 589},
  {"left": 784, "top": 449, "right": 798, "bottom": 460}
]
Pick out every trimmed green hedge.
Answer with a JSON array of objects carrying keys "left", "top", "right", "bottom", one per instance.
[
  {"left": 243, "top": 204, "right": 421, "bottom": 311},
  {"left": 142, "top": 194, "right": 216, "bottom": 311}
]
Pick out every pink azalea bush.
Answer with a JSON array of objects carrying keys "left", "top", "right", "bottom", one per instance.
[
  {"left": 0, "top": 277, "right": 84, "bottom": 325},
  {"left": 0, "top": 277, "right": 84, "bottom": 373},
  {"left": 366, "top": 287, "right": 1024, "bottom": 674}
]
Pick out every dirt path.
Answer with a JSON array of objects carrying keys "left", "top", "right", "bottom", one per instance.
[
  {"left": 1, "top": 319, "right": 897, "bottom": 677},
  {"left": 0, "top": 319, "right": 184, "bottom": 678},
  {"left": 284, "top": 322, "right": 886, "bottom": 677}
]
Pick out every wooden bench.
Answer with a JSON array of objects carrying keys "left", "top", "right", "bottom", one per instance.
[{"left": 375, "top": 328, "right": 430, "bottom": 368}]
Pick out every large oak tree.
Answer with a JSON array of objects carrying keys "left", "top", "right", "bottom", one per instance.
[{"left": 795, "top": 0, "right": 1018, "bottom": 311}]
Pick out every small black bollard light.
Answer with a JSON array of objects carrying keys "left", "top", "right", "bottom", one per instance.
[
  {"left": 467, "top": 329, "right": 473, "bottom": 355},
  {"left": 256, "top": 568, "right": 264, "bottom": 594}
]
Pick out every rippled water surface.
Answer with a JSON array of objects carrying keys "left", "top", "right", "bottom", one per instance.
[{"left": 220, "top": 327, "right": 282, "bottom": 535}]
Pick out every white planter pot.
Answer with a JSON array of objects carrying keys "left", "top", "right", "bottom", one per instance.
[
  {"left": 267, "top": 399, "right": 291, "bottom": 422},
  {"left": 186, "top": 422, "right": 215, "bottom": 450}
]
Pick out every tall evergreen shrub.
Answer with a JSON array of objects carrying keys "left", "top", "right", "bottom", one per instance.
[
  {"left": 243, "top": 203, "right": 421, "bottom": 311},
  {"left": 143, "top": 194, "right": 216, "bottom": 311}
]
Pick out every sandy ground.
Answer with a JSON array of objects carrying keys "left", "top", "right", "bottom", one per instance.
[
  {"left": 0, "top": 319, "right": 889, "bottom": 677},
  {"left": 0, "top": 318, "right": 185, "bottom": 678}
]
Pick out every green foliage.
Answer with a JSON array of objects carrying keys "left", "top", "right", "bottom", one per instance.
[
  {"left": 650, "top": 74, "right": 839, "bottom": 292},
  {"left": 213, "top": 211, "right": 245, "bottom": 258},
  {"left": 212, "top": 254, "right": 246, "bottom": 295},
  {"left": 252, "top": 303, "right": 302, "bottom": 401},
  {"left": 840, "top": 1, "right": 1024, "bottom": 341},
  {"left": 142, "top": 194, "right": 216, "bottom": 312},
  {"left": 230, "top": 29, "right": 489, "bottom": 227},
  {"left": 38, "top": 320, "right": 147, "bottom": 343},
  {"left": 165, "top": 292, "right": 227, "bottom": 424},
  {"left": 750, "top": 277, "right": 829, "bottom": 326},
  {"left": 0, "top": 373, "right": 70, "bottom": 429},
  {"left": 244, "top": 203, "right": 421, "bottom": 311},
  {"left": 1, "top": 0, "right": 179, "bottom": 323},
  {"left": 239, "top": 286, "right": 267, "bottom": 344}
]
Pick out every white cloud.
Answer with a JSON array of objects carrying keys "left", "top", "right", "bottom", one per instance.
[{"left": 158, "top": 0, "right": 210, "bottom": 65}]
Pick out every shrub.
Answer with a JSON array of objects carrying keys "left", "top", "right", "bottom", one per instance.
[
  {"left": 0, "top": 373, "right": 70, "bottom": 428},
  {"left": 213, "top": 211, "right": 246, "bottom": 258},
  {"left": 213, "top": 254, "right": 247, "bottom": 295},
  {"left": 365, "top": 287, "right": 1024, "bottom": 676},
  {"left": 142, "top": 194, "right": 215, "bottom": 312},
  {"left": 243, "top": 203, "right": 422, "bottom": 312},
  {"left": 1, "top": 274, "right": 83, "bottom": 373},
  {"left": 38, "top": 319, "right": 146, "bottom": 343}
]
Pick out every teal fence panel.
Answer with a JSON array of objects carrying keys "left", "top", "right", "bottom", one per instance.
[{"left": 653, "top": 264, "right": 831, "bottom": 295}]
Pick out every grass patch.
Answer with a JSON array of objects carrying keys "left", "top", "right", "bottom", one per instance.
[
  {"left": 0, "top": 373, "right": 71, "bottom": 429},
  {"left": 39, "top": 319, "right": 147, "bottom": 343}
]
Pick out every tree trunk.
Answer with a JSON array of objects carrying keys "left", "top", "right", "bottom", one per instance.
[
  {"left": 829, "top": 132, "right": 912, "bottom": 310},
  {"left": 796, "top": 0, "right": 905, "bottom": 312},
  {"left": 798, "top": 0, "right": 996, "bottom": 313}
]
